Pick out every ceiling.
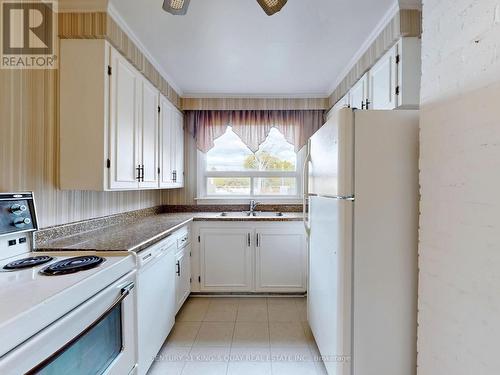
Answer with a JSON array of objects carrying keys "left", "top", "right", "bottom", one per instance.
[{"left": 109, "top": 0, "right": 397, "bottom": 97}]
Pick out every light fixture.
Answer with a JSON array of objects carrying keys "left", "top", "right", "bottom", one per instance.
[
  {"left": 256, "top": 0, "right": 288, "bottom": 16},
  {"left": 162, "top": 0, "right": 288, "bottom": 16},
  {"left": 162, "top": 0, "right": 190, "bottom": 15}
]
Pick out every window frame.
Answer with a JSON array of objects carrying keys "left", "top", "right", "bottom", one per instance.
[{"left": 196, "top": 147, "right": 305, "bottom": 204}]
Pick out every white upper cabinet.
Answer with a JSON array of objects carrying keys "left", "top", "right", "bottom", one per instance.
[
  {"left": 159, "top": 95, "right": 184, "bottom": 189},
  {"left": 396, "top": 37, "right": 421, "bottom": 109},
  {"left": 59, "top": 39, "right": 181, "bottom": 191},
  {"left": 369, "top": 46, "right": 397, "bottom": 110},
  {"left": 139, "top": 77, "right": 159, "bottom": 188},
  {"left": 349, "top": 73, "right": 369, "bottom": 110},
  {"left": 108, "top": 47, "right": 139, "bottom": 190},
  {"left": 173, "top": 109, "right": 185, "bottom": 187},
  {"left": 332, "top": 37, "right": 421, "bottom": 112}
]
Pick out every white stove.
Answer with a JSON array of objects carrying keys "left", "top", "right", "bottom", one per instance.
[{"left": 0, "top": 193, "right": 138, "bottom": 375}]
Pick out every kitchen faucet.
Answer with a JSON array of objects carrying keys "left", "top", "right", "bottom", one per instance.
[{"left": 249, "top": 200, "right": 259, "bottom": 214}]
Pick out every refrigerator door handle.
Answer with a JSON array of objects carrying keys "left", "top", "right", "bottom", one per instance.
[
  {"left": 311, "top": 194, "right": 355, "bottom": 201},
  {"left": 303, "top": 144, "right": 312, "bottom": 235}
]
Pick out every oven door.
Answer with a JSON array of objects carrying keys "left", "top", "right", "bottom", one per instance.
[{"left": 0, "top": 271, "right": 137, "bottom": 375}]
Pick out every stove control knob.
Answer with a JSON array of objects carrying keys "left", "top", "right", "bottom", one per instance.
[
  {"left": 10, "top": 204, "right": 27, "bottom": 215},
  {"left": 14, "top": 217, "right": 31, "bottom": 228}
]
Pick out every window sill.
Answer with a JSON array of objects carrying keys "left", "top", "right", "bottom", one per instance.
[{"left": 195, "top": 196, "right": 302, "bottom": 205}]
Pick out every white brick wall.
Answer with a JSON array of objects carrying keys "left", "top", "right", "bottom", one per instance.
[{"left": 418, "top": 0, "right": 500, "bottom": 374}]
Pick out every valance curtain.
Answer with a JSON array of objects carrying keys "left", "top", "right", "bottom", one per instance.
[{"left": 185, "top": 110, "right": 325, "bottom": 153}]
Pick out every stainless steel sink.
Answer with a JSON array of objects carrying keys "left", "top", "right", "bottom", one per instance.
[{"left": 218, "top": 211, "right": 284, "bottom": 217}]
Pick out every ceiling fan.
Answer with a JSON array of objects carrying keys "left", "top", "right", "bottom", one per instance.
[{"left": 162, "top": 0, "right": 288, "bottom": 16}]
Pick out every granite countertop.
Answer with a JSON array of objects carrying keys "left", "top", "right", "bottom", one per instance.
[{"left": 36, "top": 211, "right": 303, "bottom": 253}]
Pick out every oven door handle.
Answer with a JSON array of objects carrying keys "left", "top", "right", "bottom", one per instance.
[{"left": 27, "top": 281, "right": 135, "bottom": 375}]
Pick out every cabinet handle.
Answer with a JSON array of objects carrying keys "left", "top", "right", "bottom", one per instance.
[
  {"left": 256, "top": 233, "right": 260, "bottom": 247},
  {"left": 136, "top": 165, "right": 141, "bottom": 181},
  {"left": 172, "top": 170, "right": 177, "bottom": 182},
  {"left": 361, "top": 101, "right": 365, "bottom": 110},
  {"left": 176, "top": 260, "right": 180, "bottom": 276},
  {"left": 365, "top": 99, "right": 370, "bottom": 109},
  {"left": 247, "top": 233, "right": 251, "bottom": 247},
  {"left": 140, "top": 165, "right": 145, "bottom": 182}
]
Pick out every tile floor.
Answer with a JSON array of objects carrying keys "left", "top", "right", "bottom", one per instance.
[{"left": 147, "top": 297, "right": 328, "bottom": 375}]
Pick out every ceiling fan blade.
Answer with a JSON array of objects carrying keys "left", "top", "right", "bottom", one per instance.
[
  {"left": 162, "top": 0, "right": 191, "bottom": 15},
  {"left": 256, "top": 0, "right": 288, "bottom": 16}
]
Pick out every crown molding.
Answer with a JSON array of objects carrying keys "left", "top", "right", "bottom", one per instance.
[
  {"left": 326, "top": 0, "right": 400, "bottom": 95},
  {"left": 182, "top": 92, "right": 330, "bottom": 99},
  {"left": 107, "top": 2, "right": 183, "bottom": 96}
]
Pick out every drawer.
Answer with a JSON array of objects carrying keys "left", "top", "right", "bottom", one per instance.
[{"left": 177, "top": 232, "right": 190, "bottom": 249}]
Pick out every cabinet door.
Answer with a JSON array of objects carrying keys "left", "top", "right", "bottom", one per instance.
[
  {"left": 369, "top": 46, "right": 397, "bottom": 110},
  {"left": 255, "top": 227, "right": 307, "bottom": 292},
  {"left": 349, "top": 73, "right": 369, "bottom": 110},
  {"left": 200, "top": 228, "right": 253, "bottom": 292},
  {"left": 175, "top": 245, "right": 191, "bottom": 312},
  {"left": 139, "top": 78, "right": 159, "bottom": 188},
  {"left": 159, "top": 95, "right": 176, "bottom": 188},
  {"left": 173, "top": 110, "right": 184, "bottom": 187},
  {"left": 109, "top": 48, "right": 139, "bottom": 190}
]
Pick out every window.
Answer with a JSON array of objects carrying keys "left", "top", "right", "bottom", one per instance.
[{"left": 198, "top": 127, "right": 303, "bottom": 200}]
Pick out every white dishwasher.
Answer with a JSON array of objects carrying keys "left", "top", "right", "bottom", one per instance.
[{"left": 136, "top": 235, "right": 177, "bottom": 375}]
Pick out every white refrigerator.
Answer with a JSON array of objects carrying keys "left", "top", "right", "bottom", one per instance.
[{"left": 304, "top": 108, "right": 419, "bottom": 375}]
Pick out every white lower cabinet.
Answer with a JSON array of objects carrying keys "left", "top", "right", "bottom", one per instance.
[
  {"left": 200, "top": 228, "right": 253, "bottom": 292},
  {"left": 196, "top": 222, "right": 307, "bottom": 293},
  {"left": 255, "top": 227, "right": 307, "bottom": 292},
  {"left": 175, "top": 244, "right": 191, "bottom": 313}
]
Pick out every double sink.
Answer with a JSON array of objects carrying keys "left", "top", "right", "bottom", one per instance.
[{"left": 218, "top": 211, "right": 284, "bottom": 218}]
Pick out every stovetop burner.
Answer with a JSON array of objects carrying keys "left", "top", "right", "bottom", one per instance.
[
  {"left": 3, "top": 256, "right": 54, "bottom": 270},
  {"left": 40, "top": 255, "right": 105, "bottom": 276}
]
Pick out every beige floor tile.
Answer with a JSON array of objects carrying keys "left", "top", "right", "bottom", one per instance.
[
  {"left": 315, "top": 360, "right": 329, "bottom": 375},
  {"left": 271, "top": 346, "right": 315, "bottom": 362},
  {"left": 210, "top": 297, "right": 240, "bottom": 305},
  {"left": 269, "top": 322, "right": 309, "bottom": 347},
  {"left": 232, "top": 322, "right": 270, "bottom": 347},
  {"left": 237, "top": 303, "right": 269, "bottom": 322},
  {"left": 157, "top": 346, "right": 192, "bottom": 361},
  {"left": 181, "top": 361, "right": 228, "bottom": 375},
  {"left": 147, "top": 360, "right": 185, "bottom": 375},
  {"left": 194, "top": 322, "right": 235, "bottom": 347},
  {"left": 147, "top": 347, "right": 189, "bottom": 375},
  {"left": 302, "top": 321, "right": 316, "bottom": 344},
  {"left": 204, "top": 302, "right": 238, "bottom": 322},
  {"left": 176, "top": 298, "right": 210, "bottom": 322},
  {"left": 239, "top": 297, "right": 267, "bottom": 305},
  {"left": 271, "top": 361, "right": 319, "bottom": 375},
  {"left": 227, "top": 360, "right": 272, "bottom": 375},
  {"left": 268, "top": 303, "right": 300, "bottom": 322},
  {"left": 229, "top": 347, "right": 271, "bottom": 362},
  {"left": 188, "top": 346, "right": 231, "bottom": 362},
  {"left": 267, "top": 297, "right": 299, "bottom": 306},
  {"left": 166, "top": 322, "right": 201, "bottom": 347}
]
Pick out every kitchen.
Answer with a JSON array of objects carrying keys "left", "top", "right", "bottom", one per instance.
[{"left": 1, "top": 0, "right": 497, "bottom": 375}]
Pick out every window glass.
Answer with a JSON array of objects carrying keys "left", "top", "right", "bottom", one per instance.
[{"left": 203, "top": 127, "right": 299, "bottom": 197}]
